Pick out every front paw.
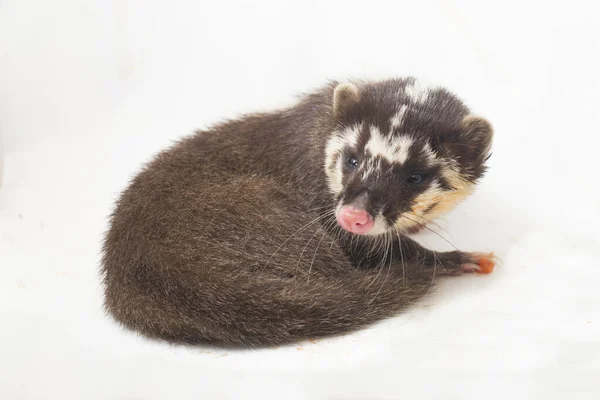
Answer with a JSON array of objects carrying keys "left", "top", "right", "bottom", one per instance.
[{"left": 460, "top": 252, "right": 497, "bottom": 274}]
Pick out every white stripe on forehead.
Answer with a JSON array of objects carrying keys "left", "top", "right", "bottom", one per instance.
[
  {"left": 405, "top": 79, "right": 438, "bottom": 105},
  {"left": 390, "top": 105, "right": 407, "bottom": 129},
  {"left": 422, "top": 142, "right": 437, "bottom": 164},
  {"left": 324, "top": 133, "right": 347, "bottom": 194},
  {"left": 345, "top": 124, "right": 361, "bottom": 145},
  {"left": 365, "top": 126, "right": 413, "bottom": 165},
  {"left": 324, "top": 124, "right": 364, "bottom": 195},
  {"left": 324, "top": 124, "right": 361, "bottom": 170}
]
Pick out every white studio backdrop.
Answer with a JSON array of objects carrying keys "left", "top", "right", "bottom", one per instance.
[{"left": 1, "top": 1, "right": 600, "bottom": 400}]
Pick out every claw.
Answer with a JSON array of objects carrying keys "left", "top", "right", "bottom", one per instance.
[
  {"left": 464, "top": 252, "right": 496, "bottom": 274},
  {"left": 461, "top": 262, "right": 482, "bottom": 273}
]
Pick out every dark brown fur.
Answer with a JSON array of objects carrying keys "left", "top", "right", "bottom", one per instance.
[{"left": 101, "top": 78, "right": 493, "bottom": 348}]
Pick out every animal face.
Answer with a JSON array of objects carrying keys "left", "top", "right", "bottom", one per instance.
[{"left": 324, "top": 79, "right": 493, "bottom": 236}]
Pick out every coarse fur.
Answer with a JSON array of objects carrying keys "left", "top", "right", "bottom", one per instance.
[{"left": 101, "top": 77, "right": 494, "bottom": 348}]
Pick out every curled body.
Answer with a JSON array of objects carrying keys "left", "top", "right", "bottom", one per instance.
[{"left": 101, "top": 77, "right": 495, "bottom": 347}]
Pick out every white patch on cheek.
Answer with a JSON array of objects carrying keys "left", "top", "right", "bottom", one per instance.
[
  {"left": 324, "top": 161, "right": 343, "bottom": 195},
  {"left": 324, "top": 124, "right": 363, "bottom": 195},
  {"left": 393, "top": 181, "right": 444, "bottom": 232},
  {"left": 427, "top": 184, "right": 474, "bottom": 220},
  {"left": 364, "top": 212, "right": 389, "bottom": 236},
  {"left": 324, "top": 134, "right": 345, "bottom": 194},
  {"left": 411, "top": 181, "right": 444, "bottom": 215},
  {"left": 440, "top": 163, "right": 469, "bottom": 192},
  {"left": 394, "top": 175, "right": 476, "bottom": 232},
  {"left": 331, "top": 157, "right": 344, "bottom": 194}
]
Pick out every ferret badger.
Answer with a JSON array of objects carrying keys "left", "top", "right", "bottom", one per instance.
[{"left": 101, "top": 77, "right": 495, "bottom": 347}]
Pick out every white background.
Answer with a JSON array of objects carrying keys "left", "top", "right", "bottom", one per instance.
[{"left": 1, "top": 1, "right": 599, "bottom": 399}]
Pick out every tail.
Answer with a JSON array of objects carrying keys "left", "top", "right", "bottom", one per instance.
[{"left": 102, "top": 254, "right": 434, "bottom": 348}]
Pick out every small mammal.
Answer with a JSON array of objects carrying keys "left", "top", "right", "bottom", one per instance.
[{"left": 101, "top": 77, "right": 495, "bottom": 347}]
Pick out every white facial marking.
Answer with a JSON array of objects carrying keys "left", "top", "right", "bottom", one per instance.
[
  {"left": 324, "top": 124, "right": 362, "bottom": 194},
  {"left": 346, "top": 125, "right": 361, "bottom": 146},
  {"left": 365, "top": 126, "right": 413, "bottom": 165},
  {"left": 392, "top": 136, "right": 413, "bottom": 165},
  {"left": 390, "top": 105, "right": 407, "bottom": 129},
  {"left": 361, "top": 169, "right": 369, "bottom": 181},
  {"left": 405, "top": 79, "right": 438, "bottom": 105},
  {"left": 366, "top": 212, "right": 389, "bottom": 236},
  {"left": 421, "top": 142, "right": 437, "bottom": 165}
]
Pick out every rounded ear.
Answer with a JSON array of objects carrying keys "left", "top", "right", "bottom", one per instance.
[
  {"left": 333, "top": 83, "right": 360, "bottom": 118},
  {"left": 460, "top": 115, "right": 494, "bottom": 159},
  {"left": 435, "top": 115, "right": 494, "bottom": 180}
]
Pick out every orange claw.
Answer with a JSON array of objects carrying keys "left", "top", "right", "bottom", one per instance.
[{"left": 476, "top": 253, "right": 496, "bottom": 274}]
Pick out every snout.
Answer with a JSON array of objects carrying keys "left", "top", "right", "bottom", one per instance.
[{"left": 336, "top": 205, "right": 374, "bottom": 234}]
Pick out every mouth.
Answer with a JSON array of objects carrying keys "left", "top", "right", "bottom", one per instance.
[{"left": 334, "top": 202, "right": 429, "bottom": 236}]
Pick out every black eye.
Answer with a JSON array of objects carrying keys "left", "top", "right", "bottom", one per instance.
[
  {"left": 408, "top": 173, "right": 424, "bottom": 184},
  {"left": 347, "top": 156, "right": 359, "bottom": 169}
]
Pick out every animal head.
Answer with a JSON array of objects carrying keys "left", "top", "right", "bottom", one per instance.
[{"left": 324, "top": 78, "right": 493, "bottom": 236}]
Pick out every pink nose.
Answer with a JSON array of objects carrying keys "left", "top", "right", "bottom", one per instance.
[{"left": 336, "top": 205, "right": 374, "bottom": 234}]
